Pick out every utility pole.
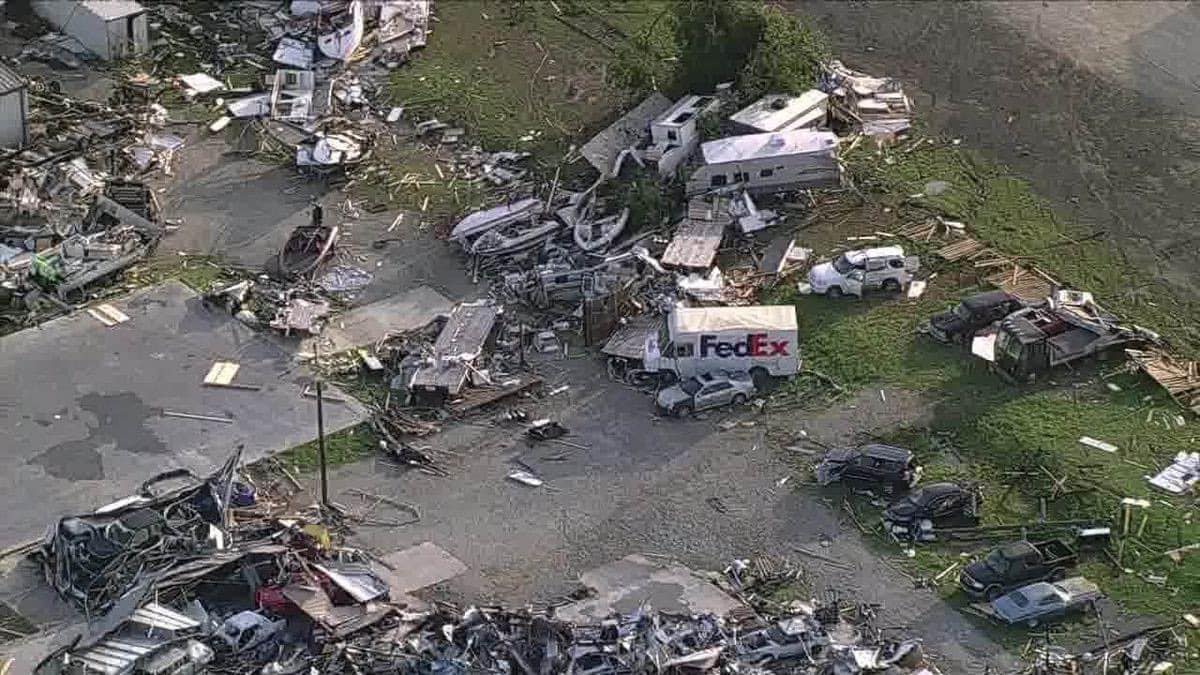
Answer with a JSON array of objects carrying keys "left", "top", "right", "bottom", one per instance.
[{"left": 314, "top": 343, "right": 330, "bottom": 508}]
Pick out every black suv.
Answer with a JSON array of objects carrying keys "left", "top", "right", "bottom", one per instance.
[
  {"left": 815, "top": 444, "right": 922, "bottom": 493},
  {"left": 927, "top": 291, "right": 1024, "bottom": 345},
  {"left": 883, "top": 482, "right": 982, "bottom": 541}
]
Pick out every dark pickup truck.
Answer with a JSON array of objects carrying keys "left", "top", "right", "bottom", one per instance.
[{"left": 959, "top": 539, "right": 1077, "bottom": 600}]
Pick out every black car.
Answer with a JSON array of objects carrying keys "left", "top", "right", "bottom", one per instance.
[
  {"left": 927, "top": 291, "right": 1024, "bottom": 345},
  {"left": 883, "top": 482, "right": 982, "bottom": 541},
  {"left": 959, "top": 539, "right": 1077, "bottom": 600},
  {"left": 815, "top": 444, "right": 922, "bottom": 493}
]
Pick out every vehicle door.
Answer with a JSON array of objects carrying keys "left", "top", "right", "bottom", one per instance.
[
  {"left": 932, "top": 492, "right": 967, "bottom": 522},
  {"left": 863, "top": 257, "right": 888, "bottom": 289},
  {"left": 1036, "top": 592, "right": 1064, "bottom": 620},
  {"left": 847, "top": 454, "right": 879, "bottom": 482},
  {"left": 694, "top": 382, "right": 732, "bottom": 410}
]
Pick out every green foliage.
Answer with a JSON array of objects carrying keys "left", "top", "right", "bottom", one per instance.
[
  {"left": 696, "top": 110, "right": 722, "bottom": 141},
  {"left": 738, "top": 8, "right": 829, "bottom": 102},
  {"left": 668, "top": 0, "right": 765, "bottom": 95},
  {"left": 610, "top": 12, "right": 678, "bottom": 99},
  {"left": 619, "top": 175, "right": 677, "bottom": 231}
]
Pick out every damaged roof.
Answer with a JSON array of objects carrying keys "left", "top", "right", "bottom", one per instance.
[
  {"left": 0, "top": 63, "right": 26, "bottom": 94},
  {"left": 580, "top": 92, "right": 672, "bottom": 175},
  {"left": 700, "top": 129, "right": 838, "bottom": 165}
]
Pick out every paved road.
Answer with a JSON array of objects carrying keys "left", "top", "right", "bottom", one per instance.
[
  {"left": 0, "top": 281, "right": 364, "bottom": 548},
  {"left": 327, "top": 358, "right": 1018, "bottom": 674}
]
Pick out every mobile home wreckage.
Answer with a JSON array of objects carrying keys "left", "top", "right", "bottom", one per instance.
[{"left": 685, "top": 129, "right": 841, "bottom": 196}]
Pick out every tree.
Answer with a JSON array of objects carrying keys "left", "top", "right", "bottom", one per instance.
[
  {"left": 739, "top": 8, "right": 829, "bottom": 102},
  {"left": 668, "top": 0, "right": 765, "bottom": 95}
]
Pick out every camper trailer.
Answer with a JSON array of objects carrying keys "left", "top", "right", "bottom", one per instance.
[
  {"left": 685, "top": 129, "right": 840, "bottom": 196},
  {"left": 643, "top": 94, "right": 722, "bottom": 176}
]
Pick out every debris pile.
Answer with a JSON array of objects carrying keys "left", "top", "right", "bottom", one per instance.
[{"left": 823, "top": 60, "right": 913, "bottom": 140}]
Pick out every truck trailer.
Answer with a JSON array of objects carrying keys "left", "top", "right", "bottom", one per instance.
[{"left": 644, "top": 305, "right": 800, "bottom": 386}]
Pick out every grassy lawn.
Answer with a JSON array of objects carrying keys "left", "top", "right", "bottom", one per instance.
[
  {"left": 768, "top": 137, "right": 1200, "bottom": 626},
  {"left": 387, "top": 0, "right": 669, "bottom": 163}
]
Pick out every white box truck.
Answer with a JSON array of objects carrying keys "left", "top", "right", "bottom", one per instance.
[{"left": 644, "top": 305, "right": 800, "bottom": 385}]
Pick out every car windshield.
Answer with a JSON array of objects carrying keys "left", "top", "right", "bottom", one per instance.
[
  {"left": 832, "top": 254, "right": 855, "bottom": 274},
  {"left": 1007, "top": 590, "right": 1029, "bottom": 607},
  {"left": 985, "top": 550, "right": 1009, "bottom": 574},
  {"left": 680, "top": 379, "right": 703, "bottom": 395},
  {"left": 953, "top": 303, "right": 972, "bottom": 320}
]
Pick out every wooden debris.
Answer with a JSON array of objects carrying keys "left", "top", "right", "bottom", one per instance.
[{"left": 1127, "top": 349, "right": 1200, "bottom": 415}]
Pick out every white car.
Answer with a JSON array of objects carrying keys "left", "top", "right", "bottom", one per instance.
[{"left": 807, "top": 246, "right": 918, "bottom": 298}]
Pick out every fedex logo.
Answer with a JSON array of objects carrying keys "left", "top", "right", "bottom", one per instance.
[{"left": 698, "top": 333, "right": 789, "bottom": 358}]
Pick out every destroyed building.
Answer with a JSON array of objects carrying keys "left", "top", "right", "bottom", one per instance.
[
  {"left": 685, "top": 129, "right": 841, "bottom": 196},
  {"left": 32, "top": 0, "right": 150, "bottom": 61},
  {"left": 0, "top": 64, "right": 29, "bottom": 149}
]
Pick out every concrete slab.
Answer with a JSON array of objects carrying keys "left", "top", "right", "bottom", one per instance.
[
  {"left": 379, "top": 542, "right": 468, "bottom": 593},
  {"left": 0, "top": 280, "right": 366, "bottom": 549},
  {"left": 308, "top": 285, "right": 453, "bottom": 354},
  {"left": 555, "top": 555, "right": 741, "bottom": 623}
]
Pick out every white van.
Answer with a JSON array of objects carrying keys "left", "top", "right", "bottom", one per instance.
[{"left": 644, "top": 305, "right": 800, "bottom": 384}]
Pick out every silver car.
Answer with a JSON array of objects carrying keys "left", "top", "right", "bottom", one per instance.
[
  {"left": 656, "top": 371, "right": 756, "bottom": 417},
  {"left": 986, "top": 577, "right": 1102, "bottom": 627}
]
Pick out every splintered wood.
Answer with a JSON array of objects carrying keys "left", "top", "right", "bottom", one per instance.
[
  {"left": 661, "top": 196, "right": 730, "bottom": 270},
  {"left": 984, "top": 265, "right": 1055, "bottom": 303},
  {"left": 1127, "top": 349, "right": 1200, "bottom": 414},
  {"left": 935, "top": 237, "right": 986, "bottom": 261}
]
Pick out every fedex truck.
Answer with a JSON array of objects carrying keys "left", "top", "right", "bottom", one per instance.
[{"left": 644, "top": 305, "right": 800, "bottom": 385}]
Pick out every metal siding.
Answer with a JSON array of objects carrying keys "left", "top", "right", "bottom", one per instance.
[{"left": 0, "top": 90, "right": 25, "bottom": 149}]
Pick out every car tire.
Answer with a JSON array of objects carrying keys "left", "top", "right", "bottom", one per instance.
[
  {"left": 731, "top": 394, "right": 747, "bottom": 407},
  {"left": 826, "top": 286, "right": 843, "bottom": 299},
  {"left": 984, "top": 585, "right": 1003, "bottom": 601},
  {"left": 673, "top": 404, "right": 692, "bottom": 418},
  {"left": 882, "top": 278, "right": 902, "bottom": 293},
  {"left": 750, "top": 367, "right": 771, "bottom": 391}
]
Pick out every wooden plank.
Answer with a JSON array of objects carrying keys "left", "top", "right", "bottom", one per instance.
[
  {"left": 203, "top": 361, "right": 240, "bottom": 386},
  {"left": 661, "top": 210, "right": 728, "bottom": 269}
]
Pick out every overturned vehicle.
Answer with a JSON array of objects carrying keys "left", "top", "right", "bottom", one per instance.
[{"left": 39, "top": 449, "right": 244, "bottom": 618}]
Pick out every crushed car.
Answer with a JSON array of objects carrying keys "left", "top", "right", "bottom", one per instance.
[
  {"left": 814, "top": 444, "right": 922, "bottom": 493},
  {"left": 656, "top": 370, "right": 757, "bottom": 417},
  {"left": 806, "top": 246, "right": 918, "bottom": 298},
  {"left": 926, "top": 290, "right": 1025, "bottom": 345},
  {"left": 980, "top": 577, "right": 1102, "bottom": 628},
  {"left": 882, "top": 482, "right": 982, "bottom": 542},
  {"left": 959, "top": 539, "right": 1077, "bottom": 601}
]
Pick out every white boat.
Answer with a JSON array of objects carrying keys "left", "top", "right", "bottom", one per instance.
[
  {"left": 471, "top": 220, "right": 560, "bottom": 257},
  {"left": 573, "top": 207, "right": 629, "bottom": 252},
  {"left": 451, "top": 197, "right": 544, "bottom": 244}
]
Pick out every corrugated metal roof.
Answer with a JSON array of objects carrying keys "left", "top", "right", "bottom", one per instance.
[
  {"left": 73, "top": 637, "right": 159, "bottom": 674},
  {"left": 83, "top": 0, "right": 146, "bottom": 21},
  {"left": 0, "top": 63, "right": 26, "bottom": 94},
  {"left": 130, "top": 602, "right": 201, "bottom": 632}
]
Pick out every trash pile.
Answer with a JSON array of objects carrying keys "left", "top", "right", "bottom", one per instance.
[
  {"left": 1018, "top": 622, "right": 1189, "bottom": 675},
  {"left": 822, "top": 60, "right": 913, "bottom": 141},
  {"left": 0, "top": 75, "right": 173, "bottom": 317},
  {"left": 147, "top": 0, "right": 432, "bottom": 175},
  {"left": 36, "top": 492, "right": 943, "bottom": 675}
]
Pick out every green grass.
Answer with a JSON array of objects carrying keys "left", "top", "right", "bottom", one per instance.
[
  {"left": 852, "top": 140, "right": 1200, "bottom": 357},
  {"left": 275, "top": 424, "right": 378, "bottom": 473},
  {"left": 387, "top": 0, "right": 668, "bottom": 160},
  {"left": 768, "top": 135, "right": 1200, "bottom": 629}
]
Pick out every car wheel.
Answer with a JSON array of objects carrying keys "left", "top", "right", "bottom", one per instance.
[
  {"left": 750, "top": 367, "right": 771, "bottom": 391},
  {"left": 731, "top": 394, "right": 747, "bottom": 407},
  {"left": 826, "top": 285, "right": 843, "bottom": 299},
  {"left": 984, "top": 585, "right": 1003, "bottom": 601},
  {"left": 882, "top": 278, "right": 902, "bottom": 293},
  {"left": 673, "top": 404, "right": 692, "bottom": 418}
]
